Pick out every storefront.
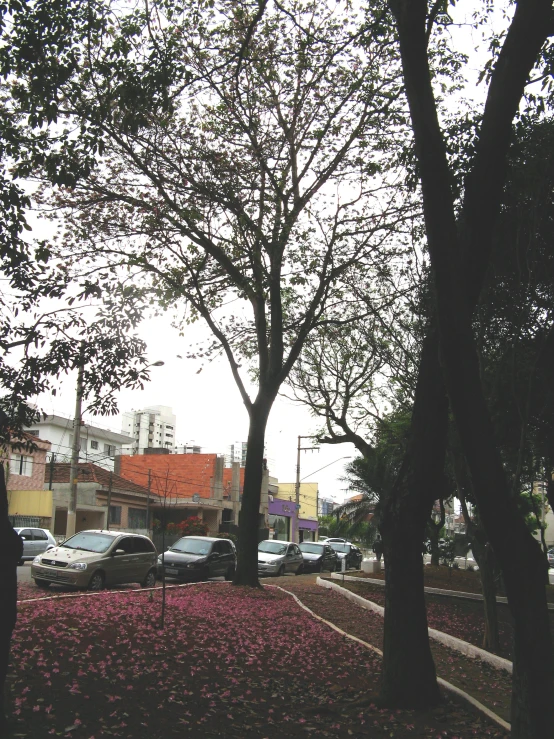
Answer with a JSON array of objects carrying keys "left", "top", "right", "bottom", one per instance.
[{"left": 268, "top": 497, "right": 318, "bottom": 541}]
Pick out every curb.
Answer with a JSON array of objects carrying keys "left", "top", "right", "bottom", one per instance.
[
  {"left": 272, "top": 583, "right": 510, "bottom": 734},
  {"left": 331, "top": 571, "right": 554, "bottom": 611},
  {"left": 17, "top": 579, "right": 225, "bottom": 605},
  {"left": 321, "top": 577, "right": 512, "bottom": 673}
]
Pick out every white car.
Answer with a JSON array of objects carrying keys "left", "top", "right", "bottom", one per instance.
[
  {"left": 15, "top": 527, "right": 56, "bottom": 563},
  {"left": 454, "top": 551, "right": 479, "bottom": 571}
]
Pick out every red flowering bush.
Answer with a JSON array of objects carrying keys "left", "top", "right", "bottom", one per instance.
[{"left": 176, "top": 516, "right": 208, "bottom": 536}]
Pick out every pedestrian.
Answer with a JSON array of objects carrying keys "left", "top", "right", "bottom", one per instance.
[
  {"left": 372, "top": 535, "right": 383, "bottom": 563},
  {"left": 0, "top": 463, "right": 23, "bottom": 735}
]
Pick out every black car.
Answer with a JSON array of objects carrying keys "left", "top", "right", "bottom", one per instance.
[
  {"left": 298, "top": 542, "right": 338, "bottom": 573},
  {"left": 328, "top": 542, "right": 363, "bottom": 570},
  {"left": 548, "top": 548, "right": 554, "bottom": 569},
  {"left": 158, "top": 536, "right": 236, "bottom": 581}
]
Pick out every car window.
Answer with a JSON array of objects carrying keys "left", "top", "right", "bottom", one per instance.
[
  {"left": 20, "top": 529, "right": 32, "bottom": 539},
  {"left": 117, "top": 537, "right": 136, "bottom": 554},
  {"left": 258, "top": 541, "right": 287, "bottom": 555},
  {"left": 62, "top": 532, "right": 116, "bottom": 552},
  {"left": 217, "top": 541, "right": 232, "bottom": 554},
  {"left": 33, "top": 529, "right": 48, "bottom": 541},
  {"left": 134, "top": 537, "right": 155, "bottom": 553},
  {"left": 170, "top": 537, "right": 211, "bottom": 555},
  {"left": 212, "top": 541, "right": 223, "bottom": 554},
  {"left": 299, "top": 543, "right": 324, "bottom": 554},
  {"left": 293, "top": 545, "right": 301, "bottom": 555}
]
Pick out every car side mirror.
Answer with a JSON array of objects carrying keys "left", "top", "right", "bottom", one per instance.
[
  {"left": 113, "top": 549, "right": 126, "bottom": 556},
  {"left": 20, "top": 536, "right": 27, "bottom": 540},
  {"left": 46, "top": 544, "right": 55, "bottom": 551},
  {"left": 210, "top": 552, "right": 220, "bottom": 559}
]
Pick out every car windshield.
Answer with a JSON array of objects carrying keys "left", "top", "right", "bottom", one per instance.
[
  {"left": 61, "top": 532, "right": 115, "bottom": 553},
  {"left": 169, "top": 538, "right": 211, "bottom": 555},
  {"left": 299, "top": 543, "right": 324, "bottom": 554},
  {"left": 329, "top": 543, "right": 350, "bottom": 553},
  {"left": 258, "top": 541, "right": 287, "bottom": 555}
]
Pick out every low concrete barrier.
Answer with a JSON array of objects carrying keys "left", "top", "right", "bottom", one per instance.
[{"left": 319, "top": 577, "right": 513, "bottom": 674}]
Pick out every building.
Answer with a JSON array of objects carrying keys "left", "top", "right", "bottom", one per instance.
[
  {"left": 268, "top": 482, "right": 319, "bottom": 542},
  {"left": 318, "top": 497, "right": 336, "bottom": 516},
  {"left": 116, "top": 452, "right": 268, "bottom": 539},
  {"left": 4, "top": 436, "right": 53, "bottom": 529},
  {"left": 121, "top": 405, "right": 177, "bottom": 453},
  {"left": 226, "top": 441, "right": 248, "bottom": 467},
  {"left": 47, "top": 462, "right": 151, "bottom": 536},
  {"left": 24, "top": 414, "right": 131, "bottom": 472}
]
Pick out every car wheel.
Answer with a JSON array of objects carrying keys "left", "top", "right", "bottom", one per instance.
[
  {"left": 295, "top": 563, "right": 304, "bottom": 576},
  {"left": 88, "top": 571, "right": 105, "bottom": 591},
  {"left": 35, "top": 579, "right": 50, "bottom": 589},
  {"left": 141, "top": 569, "right": 156, "bottom": 588},
  {"left": 225, "top": 565, "right": 235, "bottom": 581},
  {"left": 277, "top": 565, "right": 285, "bottom": 577}
]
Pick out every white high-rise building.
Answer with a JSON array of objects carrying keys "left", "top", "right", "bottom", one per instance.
[
  {"left": 226, "top": 441, "right": 248, "bottom": 467},
  {"left": 121, "top": 405, "right": 177, "bottom": 453}
]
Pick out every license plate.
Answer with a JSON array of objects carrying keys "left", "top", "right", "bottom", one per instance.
[{"left": 165, "top": 567, "right": 179, "bottom": 575}]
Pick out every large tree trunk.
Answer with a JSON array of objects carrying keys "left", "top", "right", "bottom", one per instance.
[
  {"left": 389, "top": 2, "right": 554, "bottom": 734},
  {"left": 0, "top": 464, "right": 23, "bottom": 733},
  {"left": 379, "top": 329, "right": 446, "bottom": 708},
  {"left": 233, "top": 394, "right": 272, "bottom": 587},
  {"left": 457, "top": 459, "right": 500, "bottom": 653}
]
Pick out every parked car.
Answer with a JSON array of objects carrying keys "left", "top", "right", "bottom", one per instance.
[
  {"left": 318, "top": 536, "right": 329, "bottom": 542},
  {"left": 325, "top": 537, "right": 347, "bottom": 544},
  {"left": 298, "top": 541, "right": 338, "bottom": 573},
  {"left": 31, "top": 530, "right": 157, "bottom": 591},
  {"left": 158, "top": 536, "right": 236, "bottom": 582},
  {"left": 257, "top": 540, "right": 304, "bottom": 577},
  {"left": 328, "top": 542, "right": 363, "bottom": 570},
  {"left": 14, "top": 527, "right": 56, "bottom": 563},
  {"left": 547, "top": 548, "right": 554, "bottom": 569}
]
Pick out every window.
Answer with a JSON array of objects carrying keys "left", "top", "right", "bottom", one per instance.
[
  {"left": 165, "top": 425, "right": 173, "bottom": 430},
  {"left": 104, "top": 444, "right": 116, "bottom": 457},
  {"left": 109, "top": 506, "right": 122, "bottom": 525},
  {"left": 90, "top": 440, "right": 99, "bottom": 450},
  {"left": 117, "top": 536, "right": 135, "bottom": 554},
  {"left": 128, "top": 508, "right": 147, "bottom": 529},
  {"left": 32, "top": 529, "right": 48, "bottom": 541},
  {"left": 9, "top": 455, "right": 33, "bottom": 477},
  {"left": 134, "top": 537, "right": 154, "bottom": 553},
  {"left": 28, "top": 430, "right": 40, "bottom": 437}
]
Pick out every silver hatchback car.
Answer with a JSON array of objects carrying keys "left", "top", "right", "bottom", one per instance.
[
  {"left": 31, "top": 530, "right": 158, "bottom": 591},
  {"left": 14, "top": 527, "right": 57, "bottom": 563},
  {"left": 257, "top": 540, "right": 304, "bottom": 577}
]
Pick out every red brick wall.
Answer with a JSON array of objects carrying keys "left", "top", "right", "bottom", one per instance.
[
  {"left": 118, "top": 454, "right": 218, "bottom": 499},
  {"left": 4, "top": 441, "right": 51, "bottom": 491}
]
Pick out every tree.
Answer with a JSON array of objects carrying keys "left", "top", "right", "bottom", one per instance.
[
  {"left": 0, "top": 0, "right": 153, "bottom": 442},
  {"left": 21, "top": 0, "right": 410, "bottom": 586},
  {"left": 387, "top": 0, "right": 554, "bottom": 734}
]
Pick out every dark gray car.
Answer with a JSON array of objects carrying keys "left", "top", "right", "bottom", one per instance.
[
  {"left": 298, "top": 542, "right": 338, "bottom": 573},
  {"left": 158, "top": 536, "right": 236, "bottom": 581}
]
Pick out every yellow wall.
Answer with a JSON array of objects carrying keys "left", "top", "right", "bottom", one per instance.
[
  {"left": 8, "top": 489, "right": 53, "bottom": 518},
  {"left": 277, "top": 482, "right": 318, "bottom": 520}
]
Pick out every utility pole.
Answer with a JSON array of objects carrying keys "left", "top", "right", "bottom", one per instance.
[
  {"left": 106, "top": 472, "right": 113, "bottom": 530},
  {"left": 146, "top": 469, "right": 152, "bottom": 533},
  {"left": 48, "top": 453, "right": 56, "bottom": 491},
  {"left": 66, "top": 342, "right": 85, "bottom": 538},
  {"left": 293, "top": 436, "right": 319, "bottom": 543}
]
